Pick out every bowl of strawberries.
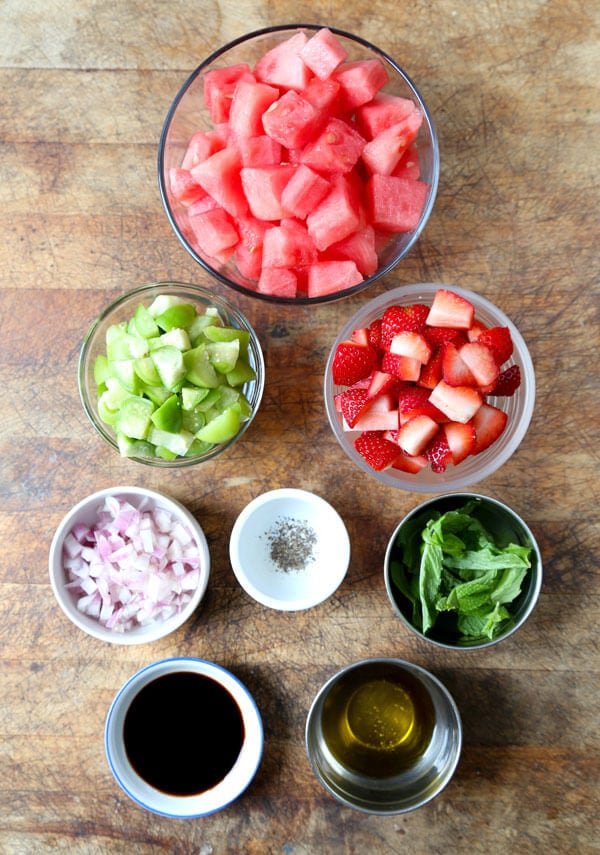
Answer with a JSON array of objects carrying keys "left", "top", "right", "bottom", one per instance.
[
  {"left": 324, "top": 283, "right": 535, "bottom": 492},
  {"left": 158, "top": 25, "right": 439, "bottom": 304}
]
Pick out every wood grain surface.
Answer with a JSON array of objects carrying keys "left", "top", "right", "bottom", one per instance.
[{"left": 0, "top": 1, "right": 598, "bottom": 853}]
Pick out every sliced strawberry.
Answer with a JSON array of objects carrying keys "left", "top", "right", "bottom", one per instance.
[
  {"left": 332, "top": 341, "right": 378, "bottom": 386},
  {"left": 429, "top": 380, "right": 483, "bottom": 423},
  {"left": 381, "top": 352, "right": 421, "bottom": 382},
  {"left": 354, "top": 431, "right": 400, "bottom": 471},
  {"left": 442, "top": 342, "right": 477, "bottom": 387},
  {"left": 418, "top": 346, "right": 444, "bottom": 389},
  {"left": 351, "top": 392, "right": 399, "bottom": 431},
  {"left": 389, "top": 330, "right": 432, "bottom": 364},
  {"left": 467, "top": 320, "right": 488, "bottom": 342},
  {"left": 491, "top": 364, "right": 521, "bottom": 396},
  {"left": 459, "top": 341, "right": 500, "bottom": 387},
  {"left": 367, "top": 370, "right": 401, "bottom": 399},
  {"left": 423, "top": 326, "right": 465, "bottom": 348},
  {"left": 470, "top": 403, "right": 508, "bottom": 454},
  {"left": 351, "top": 326, "right": 370, "bottom": 347},
  {"left": 380, "top": 303, "right": 429, "bottom": 348},
  {"left": 424, "top": 432, "right": 453, "bottom": 473},
  {"left": 391, "top": 450, "right": 429, "bottom": 474},
  {"left": 398, "top": 387, "right": 446, "bottom": 425},
  {"left": 426, "top": 289, "right": 474, "bottom": 329},
  {"left": 443, "top": 421, "right": 476, "bottom": 464},
  {"left": 476, "top": 326, "right": 513, "bottom": 366},
  {"left": 397, "top": 414, "right": 440, "bottom": 456},
  {"left": 339, "top": 387, "right": 370, "bottom": 428},
  {"left": 368, "top": 318, "right": 383, "bottom": 352}
]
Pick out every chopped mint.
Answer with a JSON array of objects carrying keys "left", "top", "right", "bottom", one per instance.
[{"left": 390, "top": 499, "right": 532, "bottom": 642}]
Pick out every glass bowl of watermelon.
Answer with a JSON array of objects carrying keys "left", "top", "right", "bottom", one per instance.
[
  {"left": 324, "top": 283, "right": 535, "bottom": 492},
  {"left": 158, "top": 25, "right": 439, "bottom": 304},
  {"left": 78, "top": 282, "right": 265, "bottom": 467}
]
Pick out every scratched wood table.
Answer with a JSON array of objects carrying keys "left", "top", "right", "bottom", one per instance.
[{"left": 1, "top": 1, "right": 598, "bottom": 853}]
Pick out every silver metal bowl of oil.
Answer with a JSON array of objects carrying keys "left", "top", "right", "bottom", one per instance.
[{"left": 305, "top": 658, "right": 462, "bottom": 814}]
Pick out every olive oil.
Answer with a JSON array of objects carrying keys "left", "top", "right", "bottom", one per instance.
[
  {"left": 123, "top": 672, "right": 245, "bottom": 796},
  {"left": 321, "top": 663, "right": 435, "bottom": 777}
]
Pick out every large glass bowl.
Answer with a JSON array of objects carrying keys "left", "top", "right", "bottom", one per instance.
[
  {"left": 158, "top": 24, "right": 439, "bottom": 305},
  {"left": 324, "top": 283, "right": 535, "bottom": 492},
  {"left": 78, "top": 282, "right": 265, "bottom": 468}
]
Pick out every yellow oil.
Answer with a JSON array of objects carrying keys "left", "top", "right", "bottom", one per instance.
[{"left": 321, "top": 665, "right": 435, "bottom": 777}]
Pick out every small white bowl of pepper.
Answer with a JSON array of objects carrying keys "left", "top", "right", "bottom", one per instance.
[{"left": 229, "top": 488, "right": 350, "bottom": 611}]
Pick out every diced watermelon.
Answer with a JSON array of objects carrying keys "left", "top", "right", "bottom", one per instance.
[
  {"left": 262, "top": 219, "right": 318, "bottom": 268},
  {"left": 356, "top": 92, "right": 420, "bottom": 138},
  {"left": 234, "top": 214, "right": 268, "bottom": 280},
  {"left": 326, "top": 225, "right": 379, "bottom": 276},
  {"left": 262, "top": 90, "right": 323, "bottom": 149},
  {"left": 361, "top": 113, "right": 423, "bottom": 176},
  {"left": 228, "top": 80, "right": 280, "bottom": 139},
  {"left": 181, "top": 129, "right": 225, "bottom": 170},
  {"left": 254, "top": 31, "right": 312, "bottom": 91},
  {"left": 306, "top": 175, "right": 362, "bottom": 251},
  {"left": 168, "top": 168, "right": 207, "bottom": 207},
  {"left": 366, "top": 174, "right": 430, "bottom": 232},
  {"left": 237, "top": 135, "right": 283, "bottom": 167},
  {"left": 190, "top": 148, "right": 248, "bottom": 219},
  {"left": 240, "top": 165, "right": 295, "bottom": 221},
  {"left": 281, "top": 164, "right": 331, "bottom": 220},
  {"left": 333, "top": 59, "right": 389, "bottom": 111},
  {"left": 301, "top": 77, "right": 342, "bottom": 113},
  {"left": 393, "top": 143, "right": 421, "bottom": 179},
  {"left": 258, "top": 266, "right": 298, "bottom": 298},
  {"left": 299, "top": 117, "right": 366, "bottom": 175},
  {"left": 307, "top": 260, "right": 363, "bottom": 298},
  {"left": 299, "top": 27, "right": 348, "bottom": 80},
  {"left": 188, "top": 207, "right": 239, "bottom": 261},
  {"left": 203, "top": 64, "right": 255, "bottom": 123}
]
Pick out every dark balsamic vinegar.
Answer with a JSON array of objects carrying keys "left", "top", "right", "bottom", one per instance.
[{"left": 123, "top": 672, "right": 245, "bottom": 796}]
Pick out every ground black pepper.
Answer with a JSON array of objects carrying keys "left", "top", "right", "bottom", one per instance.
[{"left": 263, "top": 516, "right": 317, "bottom": 572}]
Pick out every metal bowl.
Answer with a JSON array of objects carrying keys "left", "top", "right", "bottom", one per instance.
[{"left": 305, "top": 658, "right": 462, "bottom": 814}]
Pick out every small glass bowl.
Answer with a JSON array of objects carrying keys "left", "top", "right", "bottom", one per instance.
[
  {"left": 324, "top": 283, "right": 535, "bottom": 492},
  {"left": 158, "top": 24, "right": 439, "bottom": 305},
  {"left": 384, "top": 493, "right": 543, "bottom": 649},
  {"left": 78, "top": 282, "right": 264, "bottom": 467}
]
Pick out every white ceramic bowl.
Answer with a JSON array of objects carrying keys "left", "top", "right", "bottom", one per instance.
[
  {"left": 105, "top": 657, "right": 263, "bottom": 817},
  {"left": 324, "top": 283, "right": 536, "bottom": 492},
  {"left": 48, "top": 486, "right": 210, "bottom": 644},
  {"left": 229, "top": 488, "right": 350, "bottom": 610}
]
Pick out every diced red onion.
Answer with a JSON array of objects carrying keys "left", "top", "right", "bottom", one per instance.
[{"left": 63, "top": 496, "right": 202, "bottom": 632}]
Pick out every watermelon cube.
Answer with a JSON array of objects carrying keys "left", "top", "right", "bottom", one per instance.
[
  {"left": 258, "top": 266, "right": 298, "bottom": 298},
  {"left": 228, "top": 80, "right": 280, "bottom": 139},
  {"left": 299, "top": 27, "right": 348, "bottom": 80},
  {"left": 326, "top": 225, "right": 379, "bottom": 276},
  {"left": 301, "top": 77, "right": 342, "bottom": 113},
  {"left": 190, "top": 148, "right": 248, "bottom": 219},
  {"left": 168, "top": 168, "right": 207, "bottom": 207},
  {"left": 333, "top": 59, "right": 390, "bottom": 112},
  {"left": 306, "top": 175, "right": 362, "bottom": 251},
  {"left": 356, "top": 92, "right": 421, "bottom": 138},
  {"left": 307, "top": 260, "right": 363, "bottom": 298},
  {"left": 299, "top": 117, "right": 366, "bottom": 175},
  {"left": 254, "top": 31, "right": 312, "bottom": 91},
  {"left": 181, "top": 129, "right": 225, "bottom": 170},
  {"left": 188, "top": 207, "right": 239, "bottom": 261},
  {"left": 237, "top": 135, "right": 283, "bottom": 167},
  {"left": 262, "top": 219, "right": 318, "bottom": 269},
  {"left": 280, "top": 164, "right": 331, "bottom": 220},
  {"left": 366, "top": 174, "right": 429, "bottom": 232},
  {"left": 361, "top": 113, "right": 423, "bottom": 176},
  {"left": 203, "top": 63, "right": 255, "bottom": 123},
  {"left": 234, "top": 214, "right": 268, "bottom": 280},
  {"left": 261, "top": 90, "right": 323, "bottom": 149},
  {"left": 393, "top": 142, "right": 421, "bottom": 180},
  {"left": 241, "top": 165, "right": 295, "bottom": 221}
]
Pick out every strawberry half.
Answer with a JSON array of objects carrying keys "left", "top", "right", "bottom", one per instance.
[
  {"left": 354, "top": 431, "right": 400, "bottom": 471},
  {"left": 380, "top": 303, "right": 429, "bottom": 348},
  {"left": 443, "top": 421, "right": 476, "bottom": 464},
  {"left": 476, "top": 326, "right": 513, "bottom": 366},
  {"left": 332, "top": 341, "right": 378, "bottom": 386},
  {"left": 424, "top": 433, "right": 453, "bottom": 473},
  {"left": 339, "top": 387, "right": 370, "bottom": 428},
  {"left": 491, "top": 364, "right": 521, "bottom": 396},
  {"left": 426, "top": 289, "right": 474, "bottom": 329},
  {"left": 442, "top": 342, "right": 477, "bottom": 387},
  {"left": 471, "top": 403, "right": 508, "bottom": 453}
]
